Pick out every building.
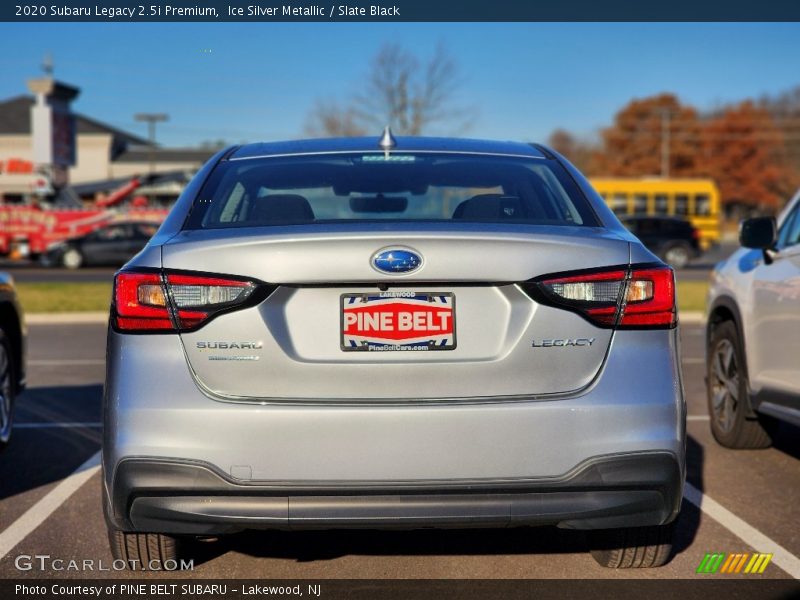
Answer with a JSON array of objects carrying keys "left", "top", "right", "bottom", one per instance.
[{"left": 0, "top": 94, "right": 214, "bottom": 202}]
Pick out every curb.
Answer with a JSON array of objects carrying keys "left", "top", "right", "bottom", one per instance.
[
  {"left": 679, "top": 311, "right": 706, "bottom": 324},
  {"left": 26, "top": 312, "right": 108, "bottom": 324}
]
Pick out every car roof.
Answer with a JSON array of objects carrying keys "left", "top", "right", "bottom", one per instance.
[{"left": 229, "top": 136, "right": 548, "bottom": 161}]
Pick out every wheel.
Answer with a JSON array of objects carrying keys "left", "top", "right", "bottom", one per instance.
[
  {"left": 663, "top": 244, "right": 691, "bottom": 269},
  {"left": 588, "top": 523, "right": 674, "bottom": 568},
  {"left": 0, "top": 329, "right": 16, "bottom": 449},
  {"left": 61, "top": 247, "right": 84, "bottom": 269},
  {"left": 706, "top": 320, "right": 771, "bottom": 448},
  {"left": 107, "top": 525, "right": 184, "bottom": 571}
]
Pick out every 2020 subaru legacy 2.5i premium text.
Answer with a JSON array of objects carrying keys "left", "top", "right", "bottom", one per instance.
[{"left": 102, "top": 131, "right": 686, "bottom": 569}]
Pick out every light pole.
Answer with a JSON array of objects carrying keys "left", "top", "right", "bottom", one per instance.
[{"left": 134, "top": 113, "right": 168, "bottom": 175}]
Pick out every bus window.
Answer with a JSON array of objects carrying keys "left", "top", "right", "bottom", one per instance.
[
  {"left": 611, "top": 193, "right": 628, "bottom": 215},
  {"left": 674, "top": 194, "right": 689, "bottom": 216},
  {"left": 695, "top": 194, "right": 711, "bottom": 216},
  {"left": 633, "top": 194, "right": 648, "bottom": 215},
  {"left": 654, "top": 194, "right": 669, "bottom": 215}
]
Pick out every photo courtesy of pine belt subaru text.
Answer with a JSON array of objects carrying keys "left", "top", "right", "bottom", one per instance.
[{"left": 102, "top": 130, "right": 686, "bottom": 570}]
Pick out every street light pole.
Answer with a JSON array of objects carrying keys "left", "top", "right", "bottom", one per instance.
[
  {"left": 660, "top": 108, "right": 670, "bottom": 178},
  {"left": 134, "top": 113, "right": 168, "bottom": 175}
]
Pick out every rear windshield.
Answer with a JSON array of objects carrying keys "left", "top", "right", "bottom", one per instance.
[{"left": 184, "top": 153, "right": 599, "bottom": 229}]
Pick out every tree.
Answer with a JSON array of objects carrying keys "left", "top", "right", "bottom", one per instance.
[
  {"left": 305, "top": 43, "right": 472, "bottom": 137},
  {"left": 546, "top": 129, "right": 595, "bottom": 173},
  {"left": 305, "top": 101, "right": 366, "bottom": 137},
  {"left": 591, "top": 93, "right": 703, "bottom": 177},
  {"left": 757, "top": 85, "right": 800, "bottom": 178},
  {"left": 700, "top": 101, "right": 797, "bottom": 212}
]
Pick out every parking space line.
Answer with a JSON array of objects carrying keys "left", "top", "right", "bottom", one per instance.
[
  {"left": 683, "top": 482, "right": 800, "bottom": 579},
  {"left": 14, "top": 422, "right": 103, "bottom": 429},
  {"left": 682, "top": 358, "right": 705, "bottom": 364},
  {"left": 686, "top": 415, "right": 710, "bottom": 421},
  {"left": 28, "top": 359, "right": 105, "bottom": 366},
  {"left": 0, "top": 450, "right": 101, "bottom": 559}
]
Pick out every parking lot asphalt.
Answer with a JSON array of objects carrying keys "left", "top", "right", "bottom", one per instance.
[{"left": 0, "top": 321, "right": 798, "bottom": 586}]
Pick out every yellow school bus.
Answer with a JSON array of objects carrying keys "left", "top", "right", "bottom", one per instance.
[{"left": 589, "top": 178, "right": 721, "bottom": 250}]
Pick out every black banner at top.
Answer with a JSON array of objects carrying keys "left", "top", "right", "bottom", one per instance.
[{"left": 3, "top": 0, "right": 800, "bottom": 22}]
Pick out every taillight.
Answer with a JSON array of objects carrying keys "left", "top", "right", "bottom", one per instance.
[
  {"left": 113, "top": 270, "right": 263, "bottom": 333},
  {"left": 525, "top": 264, "right": 676, "bottom": 329}
]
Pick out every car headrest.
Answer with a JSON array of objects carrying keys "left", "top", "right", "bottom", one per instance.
[
  {"left": 455, "top": 194, "right": 527, "bottom": 220},
  {"left": 249, "top": 194, "right": 314, "bottom": 224}
]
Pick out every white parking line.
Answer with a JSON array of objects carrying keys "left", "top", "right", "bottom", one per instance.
[
  {"left": 28, "top": 359, "right": 105, "bottom": 366},
  {"left": 0, "top": 450, "right": 101, "bottom": 559},
  {"left": 14, "top": 422, "right": 103, "bottom": 429},
  {"left": 686, "top": 415, "right": 710, "bottom": 421},
  {"left": 682, "top": 357, "right": 705, "bottom": 364},
  {"left": 683, "top": 482, "right": 800, "bottom": 579}
]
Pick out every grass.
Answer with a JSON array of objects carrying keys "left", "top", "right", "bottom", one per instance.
[
  {"left": 676, "top": 280, "right": 709, "bottom": 313},
  {"left": 16, "top": 282, "right": 112, "bottom": 313},
  {"left": 15, "top": 279, "right": 711, "bottom": 315}
]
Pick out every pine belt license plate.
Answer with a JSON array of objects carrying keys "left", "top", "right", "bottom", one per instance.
[{"left": 341, "top": 292, "right": 456, "bottom": 352}]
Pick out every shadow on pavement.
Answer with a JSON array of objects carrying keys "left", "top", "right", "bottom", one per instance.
[{"left": 0, "top": 384, "right": 102, "bottom": 501}]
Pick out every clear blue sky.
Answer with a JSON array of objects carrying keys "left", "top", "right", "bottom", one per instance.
[{"left": 1, "top": 22, "right": 798, "bottom": 147}]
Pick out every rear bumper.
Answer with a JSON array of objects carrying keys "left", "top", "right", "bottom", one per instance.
[{"left": 106, "top": 452, "right": 683, "bottom": 535}]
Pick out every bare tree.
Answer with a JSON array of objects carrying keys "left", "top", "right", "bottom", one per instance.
[
  {"left": 305, "top": 43, "right": 472, "bottom": 137},
  {"left": 305, "top": 101, "right": 367, "bottom": 137}
]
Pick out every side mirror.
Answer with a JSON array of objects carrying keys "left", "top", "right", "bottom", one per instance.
[
  {"left": 740, "top": 217, "right": 777, "bottom": 249},
  {"left": 739, "top": 217, "right": 777, "bottom": 264}
]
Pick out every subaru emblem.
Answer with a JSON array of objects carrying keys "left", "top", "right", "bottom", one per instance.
[{"left": 371, "top": 247, "right": 423, "bottom": 275}]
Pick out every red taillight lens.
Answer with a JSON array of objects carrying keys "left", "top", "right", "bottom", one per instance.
[
  {"left": 620, "top": 267, "right": 676, "bottom": 327},
  {"left": 114, "top": 272, "right": 173, "bottom": 331},
  {"left": 113, "top": 271, "right": 259, "bottom": 332},
  {"left": 530, "top": 264, "right": 676, "bottom": 329}
]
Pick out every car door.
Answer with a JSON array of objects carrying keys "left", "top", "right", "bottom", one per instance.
[
  {"left": 748, "top": 199, "right": 800, "bottom": 402},
  {"left": 83, "top": 224, "right": 134, "bottom": 265}
]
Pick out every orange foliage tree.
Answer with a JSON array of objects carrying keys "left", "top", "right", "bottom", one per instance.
[
  {"left": 700, "top": 101, "right": 797, "bottom": 211},
  {"left": 590, "top": 94, "right": 703, "bottom": 177},
  {"left": 586, "top": 94, "right": 798, "bottom": 212}
]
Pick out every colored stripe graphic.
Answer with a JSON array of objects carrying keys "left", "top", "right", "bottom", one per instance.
[{"left": 697, "top": 552, "right": 773, "bottom": 574}]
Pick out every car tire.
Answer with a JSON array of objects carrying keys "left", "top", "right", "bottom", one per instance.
[
  {"left": 61, "top": 248, "right": 84, "bottom": 270},
  {"left": 663, "top": 244, "right": 691, "bottom": 269},
  {"left": 706, "top": 320, "right": 772, "bottom": 449},
  {"left": 0, "top": 329, "right": 16, "bottom": 449},
  {"left": 107, "top": 526, "right": 184, "bottom": 571},
  {"left": 588, "top": 523, "right": 674, "bottom": 568}
]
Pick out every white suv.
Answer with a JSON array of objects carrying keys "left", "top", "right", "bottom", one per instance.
[{"left": 706, "top": 189, "right": 800, "bottom": 448}]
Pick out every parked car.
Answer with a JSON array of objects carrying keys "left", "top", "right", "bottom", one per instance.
[
  {"left": 42, "top": 221, "right": 160, "bottom": 269},
  {"left": 706, "top": 189, "right": 800, "bottom": 448},
  {"left": 103, "top": 133, "right": 685, "bottom": 569},
  {"left": 620, "top": 216, "right": 702, "bottom": 269},
  {"left": 0, "top": 272, "right": 26, "bottom": 450}
]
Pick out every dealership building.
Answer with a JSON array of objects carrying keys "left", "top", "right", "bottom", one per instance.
[{"left": 0, "top": 82, "right": 214, "bottom": 203}]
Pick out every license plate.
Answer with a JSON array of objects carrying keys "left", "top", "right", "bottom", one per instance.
[{"left": 341, "top": 292, "right": 456, "bottom": 352}]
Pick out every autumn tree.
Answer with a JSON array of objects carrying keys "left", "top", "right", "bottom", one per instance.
[
  {"left": 700, "top": 101, "right": 797, "bottom": 212},
  {"left": 305, "top": 43, "right": 472, "bottom": 137},
  {"left": 546, "top": 129, "right": 595, "bottom": 173},
  {"left": 591, "top": 93, "right": 703, "bottom": 177}
]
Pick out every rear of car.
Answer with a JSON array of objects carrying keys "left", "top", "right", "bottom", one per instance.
[{"left": 102, "top": 137, "right": 685, "bottom": 569}]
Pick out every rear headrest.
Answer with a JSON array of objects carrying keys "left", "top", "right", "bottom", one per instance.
[
  {"left": 455, "top": 194, "right": 526, "bottom": 220},
  {"left": 249, "top": 194, "right": 314, "bottom": 223}
]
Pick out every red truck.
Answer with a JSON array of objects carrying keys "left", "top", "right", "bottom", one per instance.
[{"left": 0, "top": 176, "right": 169, "bottom": 258}]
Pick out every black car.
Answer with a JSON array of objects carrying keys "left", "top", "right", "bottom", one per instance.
[
  {"left": 0, "top": 272, "right": 25, "bottom": 450},
  {"left": 620, "top": 216, "right": 702, "bottom": 268},
  {"left": 42, "top": 221, "right": 160, "bottom": 269}
]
